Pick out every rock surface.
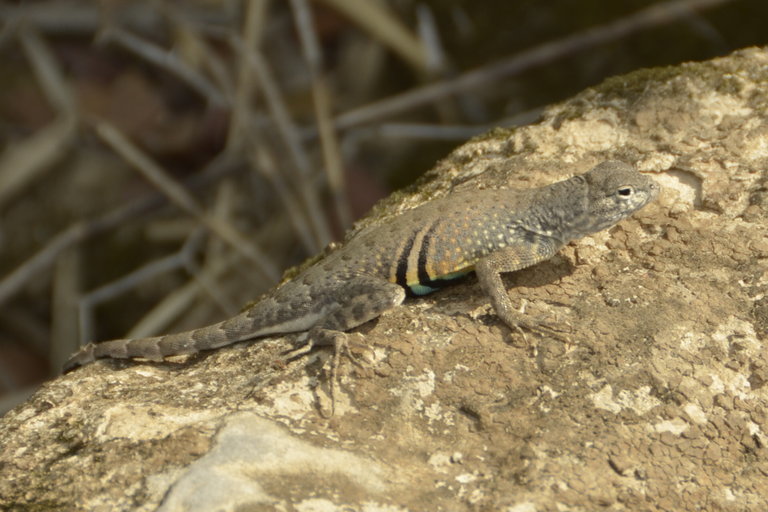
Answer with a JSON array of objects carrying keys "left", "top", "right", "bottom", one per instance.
[{"left": 2, "top": 47, "right": 768, "bottom": 511}]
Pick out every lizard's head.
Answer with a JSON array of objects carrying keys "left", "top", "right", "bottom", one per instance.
[{"left": 580, "top": 160, "right": 659, "bottom": 235}]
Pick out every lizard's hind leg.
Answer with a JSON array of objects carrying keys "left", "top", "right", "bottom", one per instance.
[
  {"left": 285, "top": 275, "right": 405, "bottom": 357},
  {"left": 284, "top": 276, "right": 405, "bottom": 415}
]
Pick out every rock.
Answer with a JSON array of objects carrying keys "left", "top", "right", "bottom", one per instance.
[{"left": 2, "top": 47, "right": 768, "bottom": 511}]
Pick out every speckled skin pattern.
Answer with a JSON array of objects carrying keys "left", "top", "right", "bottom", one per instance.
[{"left": 63, "top": 161, "right": 658, "bottom": 372}]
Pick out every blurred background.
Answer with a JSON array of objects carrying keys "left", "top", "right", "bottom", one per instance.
[{"left": 0, "top": 0, "right": 765, "bottom": 413}]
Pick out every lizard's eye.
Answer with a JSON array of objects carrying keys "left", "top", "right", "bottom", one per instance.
[{"left": 617, "top": 186, "right": 634, "bottom": 197}]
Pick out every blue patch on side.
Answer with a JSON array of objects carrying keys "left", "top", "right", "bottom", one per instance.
[
  {"left": 408, "top": 283, "right": 439, "bottom": 296},
  {"left": 407, "top": 269, "right": 472, "bottom": 296}
]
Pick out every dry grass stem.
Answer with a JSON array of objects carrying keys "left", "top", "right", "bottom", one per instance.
[
  {"left": 18, "top": 27, "right": 75, "bottom": 115},
  {"left": 94, "top": 121, "right": 280, "bottom": 282},
  {"left": 0, "top": 117, "right": 76, "bottom": 209},
  {"left": 318, "top": 0, "right": 429, "bottom": 72},
  {"left": 250, "top": 142, "right": 317, "bottom": 254},
  {"left": 126, "top": 249, "right": 242, "bottom": 340},
  {"left": 0, "top": 198, "right": 159, "bottom": 307},
  {"left": 99, "top": 26, "right": 227, "bottom": 107},
  {"left": 0, "top": 154, "right": 239, "bottom": 308},
  {"left": 51, "top": 249, "right": 82, "bottom": 370},
  {"left": 333, "top": 0, "right": 736, "bottom": 130},
  {"left": 290, "top": 0, "right": 352, "bottom": 230},
  {"left": 226, "top": 0, "right": 269, "bottom": 151},
  {"left": 77, "top": 231, "right": 204, "bottom": 345},
  {"left": 0, "top": 28, "right": 77, "bottom": 208},
  {"left": 240, "top": 45, "right": 332, "bottom": 248}
]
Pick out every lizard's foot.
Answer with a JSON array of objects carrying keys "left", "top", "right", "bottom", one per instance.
[
  {"left": 282, "top": 328, "right": 360, "bottom": 417},
  {"left": 519, "top": 316, "right": 572, "bottom": 346},
  {"left": 282, "top": 329, "right": 362, "bottom": 366},
  {"left": 282, "top": 332, "right": 316, "bottom": 361},
  {"left": 313, "top": 328, "right": 370, "bottom": 418},
  {"left": 497, "top": 303, "right": 572, "bottom": 346}
]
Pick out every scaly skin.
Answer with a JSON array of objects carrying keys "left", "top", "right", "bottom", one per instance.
[{"left": 64, "top": 160, "right": 659, "bottom": 372}]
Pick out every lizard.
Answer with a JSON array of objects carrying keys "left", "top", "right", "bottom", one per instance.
[{"left": 63, "top": 160, "right": 659, "bottom": 376}]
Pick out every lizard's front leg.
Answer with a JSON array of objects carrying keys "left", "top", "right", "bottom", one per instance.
[{"left": 474, "top": 241, "right": 569, "bottom": 343}]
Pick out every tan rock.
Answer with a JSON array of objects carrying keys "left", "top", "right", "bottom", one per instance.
[{"left": 3, "top": 47, "right": 768, "bottom": 511}]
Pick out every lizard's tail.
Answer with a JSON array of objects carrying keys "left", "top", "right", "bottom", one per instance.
[{"left": 62, "top": 308, "right": 287, "bottom": 373}]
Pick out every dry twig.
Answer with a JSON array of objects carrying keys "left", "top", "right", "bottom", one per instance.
[
  {"left": 0, "top": 28, "right": 76, "bottom": 208},
  {"left": 94, "top": 121, "right": 280, "bottom": 282},
  {"left": 318, "top": 0, "right": 429, "bottom": 72},
  {"left": 236, "top": 41, "right": 332, "bottom": 248},
  {"left": 333, "top": 0, "right": 736, "bottom": 130},
  {"left": 77, "top": 230, "right": 205, "bottom": 345},
  {"left": 290, "top": 0, "right": 352, "bottom": 229},
  {"left": 98, "top": 26, "right": 227, "bottom": 107},
  {"left": 0, "top": 155, "right": 239, "bottom": 307}
]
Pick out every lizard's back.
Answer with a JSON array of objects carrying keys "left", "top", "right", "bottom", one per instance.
[{"left": 63, "top": 161, "right": 658, "bottom": 371}]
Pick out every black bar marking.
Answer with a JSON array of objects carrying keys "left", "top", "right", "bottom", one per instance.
[
  {"left": 417, "top": 221, "right": 440, "bottom": 285},
  {"left": 405, "top": 219, "right": 469, "bottom": 296},
  {"left": 395, "top": 231, "right": 419, "bottom": 288}
]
